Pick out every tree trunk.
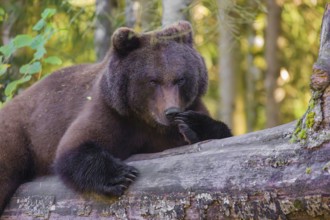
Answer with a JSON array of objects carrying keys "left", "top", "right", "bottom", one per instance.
[
  {"left": 161, "top": 0, "right": 192, "bottom": 27},
  {"left": 3, "top": 3, "right": 330, "bottom": 220},
  {"left": 94, "top": 0, "right": 117, "bottom": 61},
  {"left": 291, "top": 3, "right": 330, "bottom": 148},
  {"left": 245, "top": 31, "right": 258, "bottom": 132},
  {"left": 218, "top": 0, "right": 238, "bottom": 130},
  {"left": 265, "top": 0, "right": 282, "bottom": 128},
  {"left": 2, "top": 123, "right": 330, "bottom": 219},
  {"left": 125, "top": 0, "right": 136, "bottom": 28},
  {"left": 245, "top": 0, "right": 259, "bottom": 133}
]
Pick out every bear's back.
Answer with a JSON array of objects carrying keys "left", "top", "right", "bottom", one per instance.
[{"left": 0, "top": 62, "right": 105, "bottom": 174}]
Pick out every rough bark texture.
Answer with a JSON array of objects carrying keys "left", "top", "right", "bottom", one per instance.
[
  {"left": 218, "top": 0, "right": 238, "bottom": 129},
  {"left": 245, "top": 0, "right": 259, "bottom": 133},
  {"left": 2, "top": 3, "right": 330, "bottom": 220},
  {"left": 161, "top": 0, "right": 192, "bottom": 27},
  {"left": 2, "top": 123, "right": 330, "bottom": 219},
  {"left": 291, "top": 3, "right": 330, "bottom": 148},
  {"left": 265, "top": 0, "right": 282, "bottom": 128}
]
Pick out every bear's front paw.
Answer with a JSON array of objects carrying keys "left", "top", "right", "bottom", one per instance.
[
  {"left": 177, "top": 123, "right": 199, "bottom": 144},
  {"left": 102, "top": 164, "right": 139, "bottom": 196},
  {"left": 55, "top": 142, "right": 140, "bottom": 197},
  {"left": 174, "top": 111, "right": 202, "bottom": 144},
  {"left": 174, "top": 110, "right": 232, "bottom": 140}
]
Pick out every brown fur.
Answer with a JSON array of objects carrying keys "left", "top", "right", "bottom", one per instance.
[{"left": 0, "top": 21, "right": 230, "bottom": 214}]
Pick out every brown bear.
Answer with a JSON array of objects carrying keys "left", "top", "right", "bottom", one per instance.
[{"left": 0, "top": 21, "right": 232, "bottom": 214}]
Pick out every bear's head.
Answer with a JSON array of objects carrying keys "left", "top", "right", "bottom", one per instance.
[{"left": 101, "top": 21, "right": 208, "bottom": 127}]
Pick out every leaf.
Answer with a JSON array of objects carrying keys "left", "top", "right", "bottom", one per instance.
[
  {"left": 13, "top": 35, "right": 34, "bottom": 48},
  {"left": 33, "top": 19, "right": 46, "bottom": 31},
  {"left": 33, "top": 46, "right": 47, "bottom": 60},
  {"left": 30, "top": 35, "right": 44, "bottom": 49},
  {"left": 5, "top": 75, "right": 31, "bottom": 97},
  {"left": 19, "top": 62, "right": 42, "bottom": 74},
  {"left": 0, "top": 64, "right": 10, "bottom": 75},
  {"left": 44, "top": 56, "right": 62, "bottom": 65},
  {"left": 41, "top": 8, "right": 56, "bottom": 19},
  {"left": 43, "top": 26, "right": 55, "bottom": 41},
  {"left": 5, "top": 81, "right": 18, "bottom": 97},
  {"left": 0, "top": 41, "right": 16, "bottom": 58}
]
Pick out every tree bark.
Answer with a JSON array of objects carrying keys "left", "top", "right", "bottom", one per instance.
[
  {"left": 245, "top": 0, "right": 259, "bottom": 133},
  {"left": 291, "top": 3, "right": 330, "bottom": 148},
  {"left": 3, "top": 3, "right": 330, "bottom": 220},
  {"left": 218, "top": 0, "right": 238, "bottom": 129},
  {"left": 2, "top": 123, "right": 330, "bottom": 219},
  {"left": 125, "top": 0, "right": 136, "bottom": 28},
  {"left": 161, "top": 0, "right": 192, "bottom": 27},
  {"left": 265, "top": 0, "right": 282, "bottom": 128}
]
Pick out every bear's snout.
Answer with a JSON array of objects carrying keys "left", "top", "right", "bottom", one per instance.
[{"left": 164, "top": 107, "right": 181, "bottom": 121}]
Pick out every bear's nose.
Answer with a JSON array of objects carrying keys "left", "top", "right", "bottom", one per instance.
[{"left": 165, "top": 107, "right": 181, "bottom": 119}]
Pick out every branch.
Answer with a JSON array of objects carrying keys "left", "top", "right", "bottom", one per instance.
[{"left": 2, "top": 123, "right": 330, "bottom": 219}]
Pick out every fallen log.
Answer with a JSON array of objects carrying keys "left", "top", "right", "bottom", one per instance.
[
  {"left": 3, "top": 4, "right": 330, "bottom": 220},
  {"left": 2, "top": 123, "right": 330, "bottom": 219}
]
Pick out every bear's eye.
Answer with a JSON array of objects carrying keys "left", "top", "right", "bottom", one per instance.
[
  {"left": 176, "top": 78, "right": 186, "bottom": 86},
  {"left": 149, "top": 79, "right": 158, "bottom": 86}
]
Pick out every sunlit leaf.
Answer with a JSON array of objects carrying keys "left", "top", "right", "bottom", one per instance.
[
  {"left": 5, "top": 81, "right": 18, "bottom": 97},
  {"left": 43, "top": 26, "right": 55, "bottom": 41},
  {"left": 0, "top": 64, "right": 10, "bottom": 75},
  {"left": 13, "top": 35, "right": 34, "bottom": 48},
  {"left": 0, "top": 41, "right": 16, "bottom": 58},
  {"left": 5, "top": 75, "right": 32, "bottom": 97},
  {"left": 33, "top": 46, "right": 47, "bottom": 60},
  {"left": 41, "top": 8, "right": 56, "bottom": 19},
  {"left": 33, "top": 19, "right": 46, "bottom": 31},
  {"left": 44, "top": 56, "right": 62, "bottom": 65},
  {"left": 19, "top": 62, "right": 42, "bottom": 74},
  {"left": 30, "top": 35, "right": 44, "bottom": 49}
]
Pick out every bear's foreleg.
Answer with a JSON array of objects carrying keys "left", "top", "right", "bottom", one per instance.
[
  {"left": 175, "top": 110, "right": 232, "bottom": 144},
  {"left": 54, "top": 141, "right": 138, "bottom": 196}
]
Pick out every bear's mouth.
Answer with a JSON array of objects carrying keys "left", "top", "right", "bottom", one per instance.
[
  {"left": 149, "top": 103, "right": 183, "bottom": 127},
  {"left": 152, "top": 111, "right": 181, "bottom": 127},
  {"left": 152, "top": 114, "right": 171, "bottom": 126}
]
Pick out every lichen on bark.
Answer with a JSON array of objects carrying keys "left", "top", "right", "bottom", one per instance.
[{"left": 291, "top": 4, "right": 330, "bottom": 148}]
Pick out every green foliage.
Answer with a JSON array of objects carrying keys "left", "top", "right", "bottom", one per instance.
[
  {"left": 0, "top": 0, "right": 328, "bottom": 134},
  {"left": 0, "top": 8, "right": 62, "bottom": 103},
  {"left": 0, "top": 7, "right": 4, "bottom": 22},
  {"left": 13, "top": 35, "right": 34, "bottom": 48},
  {"left": 44, "top": 56, "right": 62, "bottom": 65},
  {"left": 0, "top": 41, "right": 15, "bottom": 58}
]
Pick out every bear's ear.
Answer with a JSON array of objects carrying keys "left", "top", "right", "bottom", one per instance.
[
  {"left": 174, "top": 21, "right": 193, "bottom": 45},
  {"left": 161, "top": 21, "right": 193, "bottom": 46},
  {"left": 112, "top": 28, "right": 140, "bottom": 55}
]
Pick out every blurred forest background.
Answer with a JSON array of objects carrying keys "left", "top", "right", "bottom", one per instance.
[{"left": 0, "top": 0, "right": 327, "bottom": 135}]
